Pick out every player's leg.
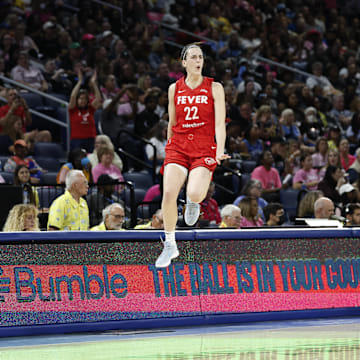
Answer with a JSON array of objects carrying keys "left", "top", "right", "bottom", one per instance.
[
  {"left": 155, "top": 163, "right": 187, "bottom": 268},
  {"left": 184, "top": 166, "right": 212, "bottom": 226}
]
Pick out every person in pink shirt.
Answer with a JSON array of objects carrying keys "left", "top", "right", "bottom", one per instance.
[
  {"left": 339, "top": 138, "right": 355, "bottom": 171},
  {"left": 251, "top": 150, "right": 284, "bottom": 202},
  {"left": 239, "top": 196, "right": 264, "bottom": 227},
  {"left": 92, "top": 146, "right": 124, "bottom": 192},
  {"left": 312, "top": 137, "right": 328, "bottom": 169},
  {"left": 293, "top": 153, "right": 320, "bottom": 191}
]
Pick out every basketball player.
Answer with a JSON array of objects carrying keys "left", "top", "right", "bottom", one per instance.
[{"left": 155, "top": 43, "right": 229, "bottom": 268}]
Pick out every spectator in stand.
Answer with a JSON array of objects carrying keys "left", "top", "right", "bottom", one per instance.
[
  {"left": 256, "top": 104, "right": 277, "bottom": 143},
  {"left": 145, "top": 119, "right": 168, "bottom": 172},
  {"left": 3, "top": 113, "right": 51, "bottom": 153},
  {"left": 43, "top": 59, "right": 72, "bottom": 96},
  {"left": 4, "top": 139, "right": 43, "bottom": 184},
  {"left": 10, "top": 51, "right": 48, "bottom": 92},
  {"left": 312, "top": 137, "right": 329, "bottom": 169},
  {"left": 346, "top": 111, "right": 360, "bottom": 146},
  {"left": 68, "top": 69, "right": 101, "bottom": 152},
  {"left": 100, "top": 74, "right": 120, "bottom": 100},
  {"left": 135, "top": 94, "right": 160, "bottom": 138},
  {"left": 134, "top": 209, "right": 164, "bottom": 229},
  {"left": 297, "top": 190, "right": 324, "bottom": 218},
  {"left": 57, "top": 148, "right": 91, "bottom": 184},
  {"left": 234, "top": 178, "right": 267, "bottom": 220},
  {"left": 292, "top": 153, "right": 321, "bottom": 191},
  {"left": 219, "top": 204, "right": 241, "bottom": 228},
  {"left": 151, "top": 62, "right": 175, "bottom": 91},
  {"left": 314, "top": 197, "right": 335, "bottom": 219},
  {"left": 318, "top": 165, "right": 346, "bottom": 206},
  {"left": 199, "top": 182, "right": 221, "bottom": 225},
  {"left": 239, "top": 123, "right": 263, "bottom": 161},
  {"left": 348, "top": 148, "right": 360, "bottom": 183},
  {"left": 154, "top": 90, "right": 169, "bottom": 120},
  {"left": 338, "top": 138, "right": 355, "bottom": 171},
  {"left": 48, "top": 170, "right": 89, "bottom": 231},
  {"left": 90, "top": 203, "right": 125, "bottom": 231},
  {"left": 169, "top": 60, "right": 184, "bottom": 81},
  {"left": 3, "top": 204, "right": 40, "bottom": 232},
  {"left": 339, "top": 183, "right": 358, "bottom": 209},
  {"left": 148, "top": 39, "right": 166, "bottom": 70},
  {"left": 251, "top": 150, "right": 284, "bottom": 202},
  {"left": 227, "top": 101, "right": 253, "bottom": 138},
  {"left": 327, "top": 124, "right": 342, "bottom": 150},
  {"left": 92, "top": 146, "right": 124, "bottom": 191},
  {"left": 328, "top": 94, "right": 352, "bottom": 131},
  {"left": 100, "top": 84, "right": 140, "bottom": 141},
  {"left": 36, "top": 21, "right": 61, "bottom": 59},
  {"left": 238, "top": 196, "right": 264, "bottom": 227},
  {"left": 345, "top": 203, "right": 360, "bottom": 226},
  {"left": 0, "top": 88, "right": 31, "bottom": 133},
  {"left": 0, "top": 33, "right": 18, "bottom": 73},
  {"left": 14, "top": 23, "right": 39, "bottom": 56},
  {"left": 13, "top": 164, "right": 39, "bottom": 207},
  {"left": 306, "top": 62, "right": 338, "bottom": 97},
  {"left": 137, "top": 74, "right": 153, "bottom": 94},
  {"left": 87, "top": 174, "right": 120, "bottom": 227},
  {"left": 263, "top": 203, "right": 285, "bottom": 226},
  {"left": 88, "top": 135, "right": 123, "bottom": 171},
  {"left": 279, "top": 108, "right": 301, "bottom": 141}
]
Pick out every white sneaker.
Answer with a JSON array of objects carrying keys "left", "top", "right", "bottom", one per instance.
[
  {"left": 155, "top": 241, "right": 179, "bottom": 268},
  {"left": 184, "top": 202, "right": 200, "bottom": 226}
]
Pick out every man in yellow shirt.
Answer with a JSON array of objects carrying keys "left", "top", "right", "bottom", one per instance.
[
  {"left": 47, "top": 170, "right": 89, "bottom": 230},
  {"left": 219, "top": 204, "right": 241, "bottom": 228},
  {"left": 135, "top": 209, "right": 163, "bottom": 229},
  {"left": 91, "top": 203, "right": 125, "bottom": 231}
]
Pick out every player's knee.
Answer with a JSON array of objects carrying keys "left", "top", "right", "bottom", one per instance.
[
  {"left": 163, "top": 189, "right": 178, "bottom": 203},
  {"left": 187, "top": 190, "right": 204, "bottom": 204}
]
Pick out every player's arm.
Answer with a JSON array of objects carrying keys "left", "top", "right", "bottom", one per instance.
[
  {"left": 213, "top": 81, "right": 230, "bottom": 164},
  {"left": 167, "top": 83, "right": 176, "bottom": 140}
]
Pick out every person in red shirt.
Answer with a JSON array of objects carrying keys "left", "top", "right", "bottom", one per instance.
[
  {"left": 155, "top": 43, "right": 229, "bottom": 268},
  {"left": 200, "top": 182, "right": 221, "bottom": 225},
  {"left": 0, "top": 87, "right": 31, "bottom": 133},
  {"left": 0, "top": 88, "right": 51, "bottom": 148},
  {"left": 68, "top": 69, "right": 101, "bottom": 152}
]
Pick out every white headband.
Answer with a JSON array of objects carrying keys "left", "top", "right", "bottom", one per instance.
[{"left": 181, "top": 44, "right": 201, "bottom": 60}]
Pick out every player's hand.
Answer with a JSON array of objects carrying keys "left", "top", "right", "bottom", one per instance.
[{"left": 216, "top": 153, "right": 231, "bottom": 164}]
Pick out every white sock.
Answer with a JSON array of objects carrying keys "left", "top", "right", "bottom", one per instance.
[{"left": 165, "top": 231, "right": 176, "bottom": 243}]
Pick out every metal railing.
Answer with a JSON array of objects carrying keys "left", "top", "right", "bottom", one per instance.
[
  {"left": 0, "top": 75, "right": 70, "bottom": 152},
  {"left": 116, "top": 129, "right": 157, "bottom": 183},
  {"left": 33, "top": 181, "right": 138, "bottom": 229}
]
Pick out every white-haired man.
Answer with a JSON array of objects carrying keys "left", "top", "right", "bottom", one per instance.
[
  {"left": 91, "top": 203, "right": 125, "bottom": 231},
  {"left": 47, "top": 170, "right": 89, "bottom": 230},
  {"left": 314, "top": 196, "right": 335, "bottom": 219},
  {"left": 219, "top": 204, "right": 241, "bottom": 228}
]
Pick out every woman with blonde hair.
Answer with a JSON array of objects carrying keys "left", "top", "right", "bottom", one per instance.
[
  {"left": 297, "top": 190, "right": 324, "bottom": 218},
  {"left": 255, "top": 104, "right": 277, "bottom": 140},
  {"left": 3, "top": 204, "right": 40, "bottom": 231},
  {"left": 88, "top": 134, "right": 123, "bottom": 171}
]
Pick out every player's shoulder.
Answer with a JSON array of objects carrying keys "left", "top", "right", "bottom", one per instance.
[
  {"left": 168, "top": 82, "right": 176, "bottom": 95},
  {"left": 211, "top": 81, "right": 224, "bottom": 90},
  {"left": 211, "top": 81, "right": 225, "bottom": 96}
]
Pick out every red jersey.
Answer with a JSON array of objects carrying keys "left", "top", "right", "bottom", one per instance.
[
  {"left": 163, "top": 76, "right": 218, "bottom": 172},
  {"left": 69, "top": 105, "right": 96, "bottom": 140},
  {"left": 0, "top": 104, "right": 26, "bottom": 132},
  {"left": 172, "top": 76, "right": 215, "bottom": 138}
]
